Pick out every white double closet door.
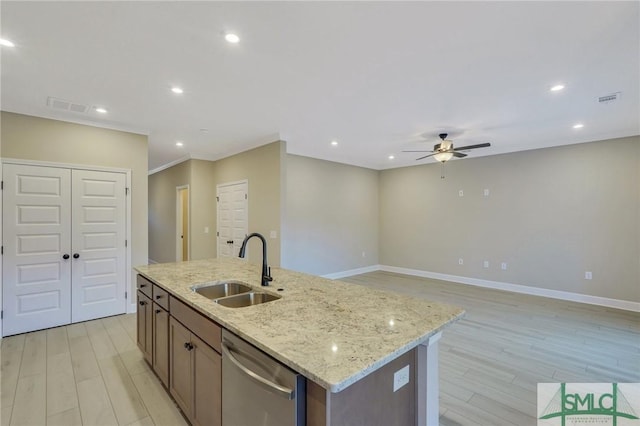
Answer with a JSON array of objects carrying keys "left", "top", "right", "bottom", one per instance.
[{"left": 2, "top": 164, "right": 127, "bottom": 336}]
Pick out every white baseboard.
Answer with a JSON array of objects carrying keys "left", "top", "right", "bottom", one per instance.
[
  {"left": 378, "top": 265, "right": 640, "bottom": 313},
  {"left": 148, "top": 259, "right": 159, "bottom": 264},
  {"left": 322, "top": 264, "right": 381, "bottom": 280},
  {"left": 321, "top": 264, "right": 639, "bottom": 312}
]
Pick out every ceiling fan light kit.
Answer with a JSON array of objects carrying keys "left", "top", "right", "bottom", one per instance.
[
  {"left": 433, "top": 151, "right": 454, "bottom": 162},
  {"left": 402, "top": 132, "right": 491, "bottom": 174}
]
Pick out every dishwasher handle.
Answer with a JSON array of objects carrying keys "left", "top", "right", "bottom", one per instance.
[{"left": 222, "top": 343, "right": 295, "bottom": 400}]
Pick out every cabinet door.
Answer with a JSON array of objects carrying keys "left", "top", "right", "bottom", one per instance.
[
  {"left": 192, "top": 334, "right": 222, "bottom": 426},
  {"left": 153, "top": 304, "right": 170, "bottom": 388},
  {"left": 169, "top": 317, "right": 193, "bottom": 418},
  {"left": 136, "top": 291, "right": 152, "bottom": 364}
]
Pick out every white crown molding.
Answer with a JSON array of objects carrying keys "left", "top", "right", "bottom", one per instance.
[{"left": 147, "top": 155, "right": 192, "bottom": 175}]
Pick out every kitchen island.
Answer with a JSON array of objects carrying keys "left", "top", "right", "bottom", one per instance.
[{"left": 134, "top": 258, "right": 464, "bottom": 426}]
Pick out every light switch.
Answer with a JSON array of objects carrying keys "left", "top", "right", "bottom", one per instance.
[
  {"left": 204, "top": 227, "right": 209, "bottom": 234},
  {"left": 270, "top": 230, "right": 277, "bottom": 239}
]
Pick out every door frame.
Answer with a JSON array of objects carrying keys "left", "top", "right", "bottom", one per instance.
[
  {"left": 176, "top": 185, "right": 190, "bottom": 262},
  {"left": 1, "top": 157, "right": 134, "bottom": 322}
]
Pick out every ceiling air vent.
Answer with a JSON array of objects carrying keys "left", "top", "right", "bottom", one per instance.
[
  {"left": 46, "top": 96, "right": 88, "bottom": 114},
  {"left": 598, "top": 92, "right": 621, "bottom": 104}
]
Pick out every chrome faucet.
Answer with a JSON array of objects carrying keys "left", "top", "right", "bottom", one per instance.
[{"left": 238, "top": 233, "right": 273, "bottom": 286}]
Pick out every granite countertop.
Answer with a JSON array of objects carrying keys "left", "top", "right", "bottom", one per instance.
[{"left": 134, "top": 258, "right": 464, "bottom": 393}]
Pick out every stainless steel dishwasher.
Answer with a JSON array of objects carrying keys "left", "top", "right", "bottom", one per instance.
[{"left": 222, "top": 330, "right": 306, "bottom": 426}]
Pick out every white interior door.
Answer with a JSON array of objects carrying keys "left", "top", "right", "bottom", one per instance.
[
  {"left": 217, "top": 181, "right": 248, "bottom": 258},
  {"left": 2, "top": 164, "right": 72, "bottom": 336},
  {"left": 71, "top": 170, "right": 126, "bottom": 322}
]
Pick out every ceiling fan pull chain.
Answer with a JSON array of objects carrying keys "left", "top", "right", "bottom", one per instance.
[{"left": 441, "top": 162, "right": 446, "bottom": 179}]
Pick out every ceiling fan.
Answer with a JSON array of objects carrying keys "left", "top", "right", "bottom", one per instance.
[{"left": 403, "top": 133, "right": 491, "bottom": 162}]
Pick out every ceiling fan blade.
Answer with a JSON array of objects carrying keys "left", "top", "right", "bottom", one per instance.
[
  {"left": 454, "top": 142, "right": 491, "bottom": 151},
  {"left": 402, "top": 150, "right": 433, "bottom": 153},
  {"left": 415, "top": 153, "right": 437, "bottom": 161},
  {"left": 452, "top": 152, "right": 467, "bottom": 158}
]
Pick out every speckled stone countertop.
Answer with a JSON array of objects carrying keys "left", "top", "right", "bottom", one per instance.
[{"left": 134, "top": 258, "right": 464, "bottom": 393}]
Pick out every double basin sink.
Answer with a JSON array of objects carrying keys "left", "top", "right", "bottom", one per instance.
[{"left": 191, "top": 280, "right": 280, "bottom": 308}]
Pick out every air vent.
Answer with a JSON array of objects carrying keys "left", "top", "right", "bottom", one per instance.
[
  {"left": 598, "top": 92, "right": 621, "bottom": 104},
  {"left": 46, "top": 96, "right": 88, "bottom": 114}
]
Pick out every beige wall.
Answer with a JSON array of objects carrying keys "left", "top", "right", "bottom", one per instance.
[
  {"left": 148, "top": 160, "right": 191, "bottom": 263},
  {"left": 283, "top": 155, "right": 379, "bottom": 276},
  {"left": 148, "top": 141, "right": 285, "bottom": 267},
  {"left": 188, "top": 159, "right": 217, "bottom": 261},
  {"left": 0, "top": 111, "right": 149, "bottom": 306},
  {"left": 380, "top": 136, "right": 640, "bottom": 302}
]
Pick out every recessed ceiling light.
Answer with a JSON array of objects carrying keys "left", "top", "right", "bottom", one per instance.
[
  {"left": 573, "top": 123, "right": 584, "bottom": 129},
  {"left": 388, "top": 155, "right": 395, "bottom": 160},
  {"left": 95, "top": 107, "right": 108, "bottom": 114},
  {"left": 331, "top": 140, "right": 338, "bottom": 146},
  {"left": 176, "top": 141, "right": 184, "bottom": 147},
  {"left": 550, "top": 84, "right": 565, "bottom": 92},
  {"left": 171, "top": 87, "right": 184, "bottom": 94},
  {"left": 0, "top": 38, "right": 15, "bottom": 47},
  {"left": 224, "top": 33, "right": 240, "bottom": 43}
]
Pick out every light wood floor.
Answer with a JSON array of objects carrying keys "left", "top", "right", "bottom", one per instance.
[
  {"left": 1, "top": 314, "right": 187, "bottom": 426},
  {"left": 1, "top": 272, "right": 639, "bottom": 426},
  {"left": 343, "top": 271, "right": 640, "bottom": 426}
]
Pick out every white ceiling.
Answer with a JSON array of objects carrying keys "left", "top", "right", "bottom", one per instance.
[{"left": 1, "top": 1, "right": 638, "bottom": 171}]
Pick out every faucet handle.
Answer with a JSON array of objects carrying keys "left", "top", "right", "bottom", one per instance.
[{"left": 263, "top": 266, "right": 273, "bottom": 284}]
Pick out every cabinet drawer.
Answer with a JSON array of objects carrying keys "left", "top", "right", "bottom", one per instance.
[
  {"left": 153, "top": 285, "right": 170, "bottom": 311},
  {"left": 170, "top": 296, "right": 222, "bottom": 353},
  {"left": 137, "top": 275, "right": 153, "bottom": 299}
]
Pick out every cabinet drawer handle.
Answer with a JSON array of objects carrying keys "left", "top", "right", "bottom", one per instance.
[
  {"left": 139, "top": 301, "right": 146, "bottom": 306},
  {"left": 155, "top": 309, "right": 162, "bottom": 314},
  {"left": 184, "top": 342, "right": 194, "bottom": 351},
  {"left": 155, "top": 295, "right": 162, "bottom": 299},
  {"left": 140, "top": 284, "right": 147, "bottom": 288}
]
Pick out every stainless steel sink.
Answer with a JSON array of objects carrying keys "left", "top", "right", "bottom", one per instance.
[
  {"left": 191, "top": 281, "right": 252, "bottom": 300},
  {"left": 215, "top": 292, "right": 281, "bottom": 308}
]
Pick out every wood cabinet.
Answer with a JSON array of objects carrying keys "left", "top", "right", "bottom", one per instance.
[
  {"left": 137, "top": 275, "right": 221, "bottom": 426},
  {"left": 153, "top": 303, "right": 170, "bottom": 387},
  {"left": 169, "top": 317, "right": 222, "bottom": 426},
  {"left": 136, "top": 290, "right": 152, "bottom": 364}
]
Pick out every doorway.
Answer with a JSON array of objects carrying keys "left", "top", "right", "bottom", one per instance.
[
  {"left": 176, "top": 185, "right": 190, "bottom": 261},
  {"left": 2, "top": 163, "right": 128, "bottom": 335},
  {"left": 216, "top": 180, "right": 248, "bottom": 258}
]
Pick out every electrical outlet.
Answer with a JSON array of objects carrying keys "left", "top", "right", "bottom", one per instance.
[
  {"left": 270, "top": 230, "right": 277, "bottom": 239},
  {"left": 483, "top": 260, "right": 489, "bottom": 268},
  {"left": 501, "top": 262, "right": 507, "bottom": 270},
  {"left": 204, "top": 226, "right": 209, "bottom": 234},
  {"left": 484, "top": 188, "right": 490, "bottom": 197},
  {"left": 585, "top": 271, "right": 592, "bottom": 280},
  {"left": 393, "top": 365, "right": 410, "bottom": 392},
  {"left": 458, "top": 258, "right": 464, "bottom": 265},
  {"left": 459, "top": 190, "right": 464, "bottom": 197},
  {"left": 362, "top": 251, "right": 366, "bottom": 258}
]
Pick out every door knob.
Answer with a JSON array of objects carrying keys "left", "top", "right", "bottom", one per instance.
[
  {"left": 62, "top": 254, "right": 70, "bottom": 260},
  {"left": 73, "top": 253, "right": 80, "bottom": 259}
]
